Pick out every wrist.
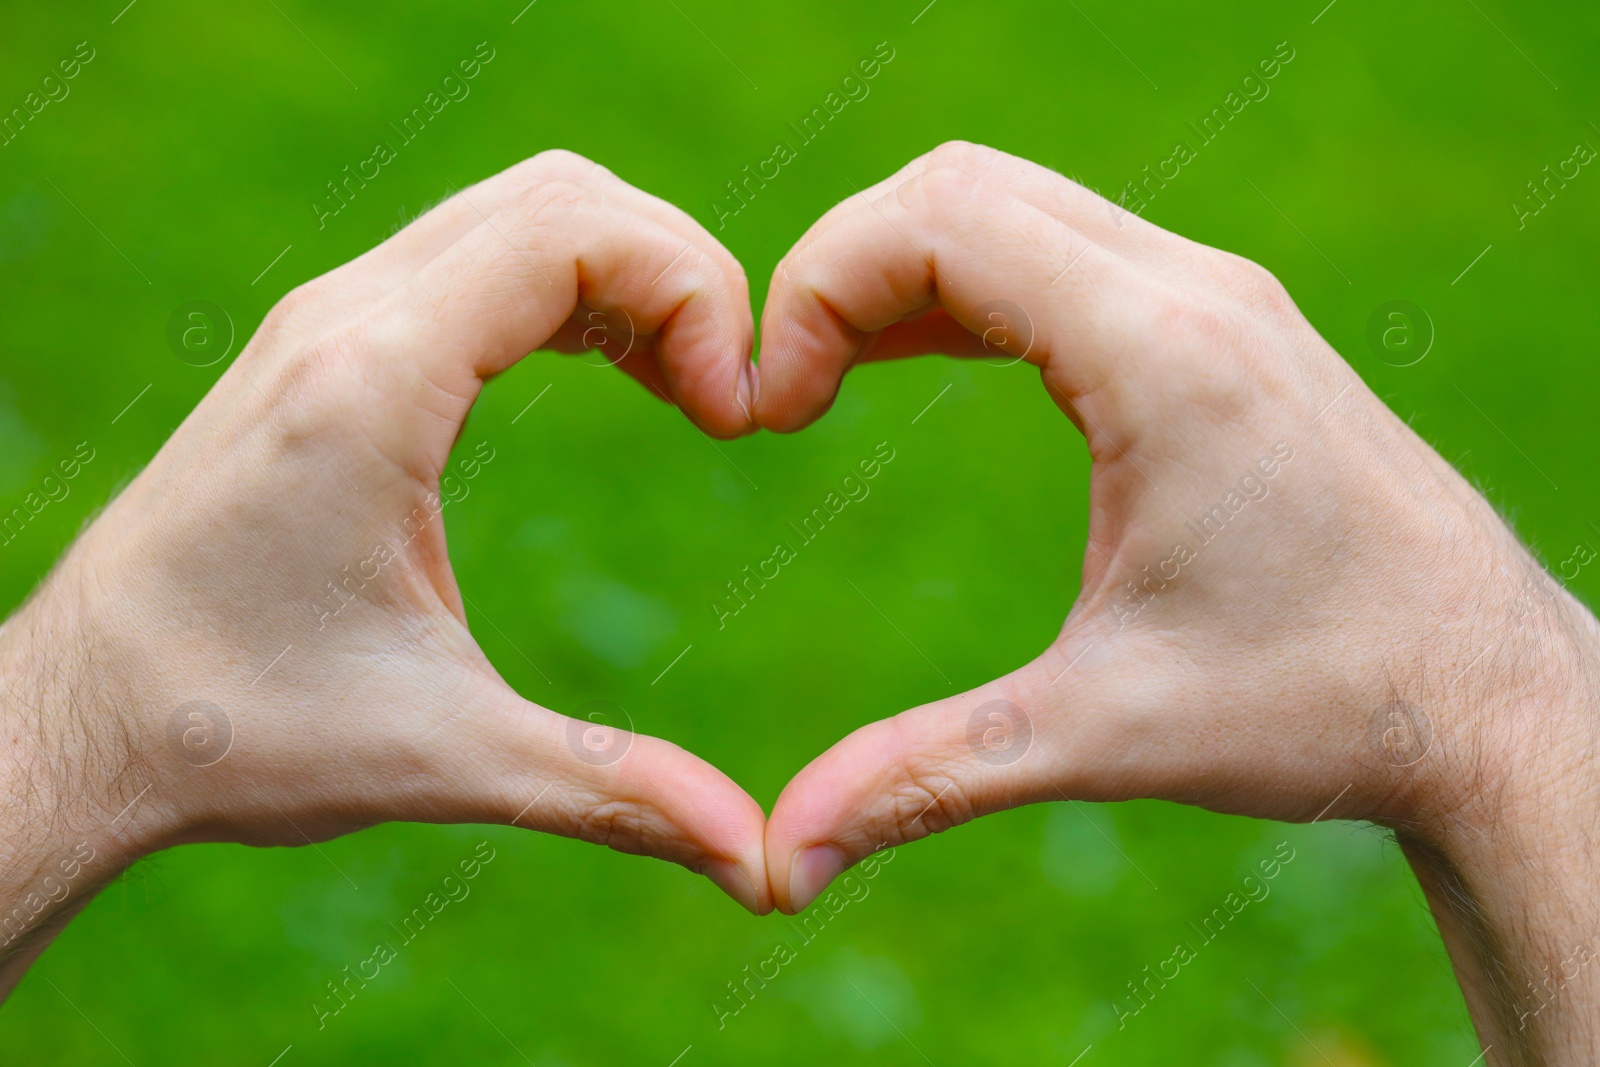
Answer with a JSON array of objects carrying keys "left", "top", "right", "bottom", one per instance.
[
  {"left": 1442, "top": 567, "right": 1599, "bottom": 843},
  {"left": 1400, "top": 568, "right": 1600, "bottom": 1065},
  {"left": 0, "top": 561, "right": 164, "bottom": 969}
]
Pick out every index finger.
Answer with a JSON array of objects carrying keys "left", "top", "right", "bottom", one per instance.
[
  {"left": 754, "top": 149, "right": 1169, "bottom": 435},
  {"left": 345, "top": 169, "right": 755, "bottom": 462}
]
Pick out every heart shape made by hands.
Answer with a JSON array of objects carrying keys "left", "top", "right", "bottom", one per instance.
[
  {"left": 452, "top": 142, "right": 1482, "bottom": 921},
  {"left": 105, "top": 143, "right": 1509, "bottom": 936}
]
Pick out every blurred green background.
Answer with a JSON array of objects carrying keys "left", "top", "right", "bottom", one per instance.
[{"left": 2, "top": 0, "right": 1597, "bottom": 1062}]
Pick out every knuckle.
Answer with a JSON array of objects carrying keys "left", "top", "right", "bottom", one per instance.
[
  {"left": 574, "top": 796, "right": 658, "bottom": 857},
  {"left": 509, "top": 177, "right": 596, "bottom": 225},
  {"left": 250, "top": 330, "right": 365, "bottom": 444},
  {"left": 673, "top": 232, "right": 742, "bottom": 297},
  {"left": 912, "top": 141, "right": 1006, "bottom": 219},
  {"left": 306, "top": 319, "right": 373, "bottom": 375},
  {"left": 1155, "top": 292, "right": 1243, "bottom": 375},
  {"left": 274, "top": 279, "right": 321, "bottom": 318},
  {"left": 535, "top": 176, "right": 597, "bottom": 206},
  {"left": 290, "top": 327, "right": 366, "bottom": 402},
  {"left": 909, "top": 163, "right": 979, "bottom": 222},
  {"left": 885, "top": 746, "right": 976, "bottom": 842},
  {"left": 1153, "top": 291, "right": 1271, "bottom": 418},
  {"left": 1224, "top": 252, "right": 1292, "bottom": 311},
  {"left": 519, "top": 148, "right": 601, "bottom": 180},
  {"left": 772, "top": 246, "right": 825, "bottom": 300},
  {"left": 1155, "top": 287, "right": 1233, "bottom": 344},
  {"left": 490, "top": 154, "right": 592, "bottom": 211},
  {"left": 925, "top": 139, "right": 994, "bottom": 172},
  {"left": 257, "top": 278, "right": 329, "bottom": 342}
]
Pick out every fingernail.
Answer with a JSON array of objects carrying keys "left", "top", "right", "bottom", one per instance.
[
  {"left": 787, "top": 844, "right": 847, "bottom": 914},
  {"left": 704, "top": 858, "right": 761, "bottom": 914},
  {"left": 748, "top": 358, "right": 761, "bottom": 407},
  {"left": 736, "top": 361, "right": 755, "bottom": 428}
]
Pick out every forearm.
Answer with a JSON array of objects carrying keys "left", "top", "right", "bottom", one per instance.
[
  {"left": 1407, "top": 813, "right": 1600, "bottom": 1064},
  {"left": 1404, "top": 587, "right": 1600, "bottom": 1066},
  {"left": 0, "top": 567, "right": 150, "bottom": 996}
]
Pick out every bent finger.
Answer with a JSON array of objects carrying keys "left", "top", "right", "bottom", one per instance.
[
  {"left": 755, "top": 165, "right": 1161, "bottom": 435},
  {"left": 344, "top": 179, "right": 753, "bottom": 474},
  {"left": 285, "top": 150, "right": 746, "bottom": 345}
]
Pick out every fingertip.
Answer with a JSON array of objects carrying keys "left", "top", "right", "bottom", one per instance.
[
  {"left": 737, "top": 358, "right": 756, "bottom": 423},
  {"left": 703, "top": 857, "right": 773, "bottom": 916},
  {"left": 723, "top": 357, "right": 760, "bottom": 439},
  {"left": 759, "top": 280, "right": 904, "bottom": 433},
  {"left": 643, "top": 354, "right": 753, "bottom": 440},
  {"left": 749, "top": 338, "right": 845, "bottom": 434},
  {"left": 517, "top": 718, "right": 773, "bottom": 913},
  {"left": 646, "top": 242, "right": 755, "bottom": 439},
  {"left": 764, "top": 717, "right": 905, "bottom": 912},
  {"left": 628, "top": 744, "right": 772, "bottom": 912},
  {"left": 685, "top": 334, "right": 759, "bottom": 438},
  {"left": 766, "top": 686, "right": 1059, "bottom": 912}
]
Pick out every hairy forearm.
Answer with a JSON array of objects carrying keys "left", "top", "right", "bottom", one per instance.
[
  {"left": 1404, "top": 584, "right": 1600, "bottom": 1066},
  {"left": 0, "top": 566, "right": 150, "bottom": 996},
  {"left": 1407, "top": 809, "right": 1600, "bottom": 1065}
]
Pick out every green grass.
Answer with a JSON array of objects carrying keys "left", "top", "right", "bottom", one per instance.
[{"left": 2, "top": 0, "right": 1597, "bottom": 1062}]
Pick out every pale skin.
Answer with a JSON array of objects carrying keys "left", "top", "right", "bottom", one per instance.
[{"left": 1, "top": 143, "right": 1595, "bottom": 1064}]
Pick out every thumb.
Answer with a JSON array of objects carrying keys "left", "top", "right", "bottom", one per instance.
[
  {"left": 764, "top": 651, "right": 1139, "bottom": 915},
  {"left": 432, "top": 677, "right": 773, "bottom": 915}
]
